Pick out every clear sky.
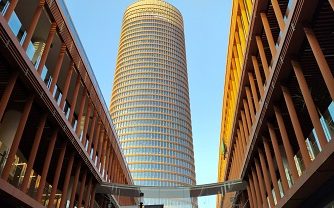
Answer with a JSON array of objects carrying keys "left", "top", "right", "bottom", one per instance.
[{"left": 64, "top": 0, "right": 232, "bottom": 207}]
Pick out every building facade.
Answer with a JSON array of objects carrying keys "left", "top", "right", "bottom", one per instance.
[
  {"left": 218, "top": 0, "right": 334, "bottom": 207},
  {"left": 0, "top": 0, "right": 135, "bottom": 207},
  {"left": 109, "top": 0, "right": 197, "bottom": 207}
]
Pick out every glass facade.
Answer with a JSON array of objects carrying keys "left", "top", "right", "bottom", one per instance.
[{"left": 110, "top": 0, "right": 196, "bottom": 207}]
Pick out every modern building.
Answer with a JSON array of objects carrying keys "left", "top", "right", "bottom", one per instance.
[
  {"left": 0, "top": 0, "right": 135, "bottom": 207},
  {"left": 218, "top": 0, "right": 334, "bottom": 207},
  {"left": 109, "top": 0, "right": 197, "bottom": 207}
]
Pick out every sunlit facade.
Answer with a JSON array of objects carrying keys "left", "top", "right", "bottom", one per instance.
[
  {"left": 218, "top": 0, "right": 334, "bottom": 207},
  {"left": 109, "top": 0, "right": 196, "bottom": 207}
]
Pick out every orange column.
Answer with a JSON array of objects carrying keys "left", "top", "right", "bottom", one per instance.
[
  {"left": 263, "top": 139, "right": 281, "bottom": 200},
  {"left": 241, "top": 111, "right": 249, "bottom": 137},
  {"left": 36, "top": 130, "right": 58, "bottom": 202},
  {"left": 239, "top": 121, "right": 247, "bottom": 146},
  {"left": 249, "top": 177, "right": 258, "bottom": 207},
  {"left": 37, "top": 22, "right": 57, "bottom": 74},
  {"left": 243, "top": 100, "right": 252, "bottom": 132},
  {"left": 274, "top": 106, "right": 299, "bottom": 181},
  {"left": 282, "top": 86, "right": 311, "bottom": 168},
  {"left": 0, "top": 71, "right": 18, "bottom": 121},
  {"left": 246, "top": 87, "right": 255, "bottom": 122},
  {"left": 251, "top": 168, "right": 263, "bottom": 206},
  {"left": 59, "top": 153, "right": 75, "bottom": 208},
  {"left": 248, "top": 73, "right": 260, "bottom": 111},
  {"left": 304, "top": 27, "right": 334, "bottom": 100},
  {"left": 68, "top": 75, "right": 81, "bottom": 124},
  {"left": 260, "top": 13, "right": 276, "bottom": 57},
  {"left": 69, "top": 162, "right": 82, "bottom": 208},
  {"left": 247, "top": 185, "right": 255, "bottom": 208},
  {"left": 59, "top": 63, "right": 74, "bottom": 110},
  {"left": 81, "top": 101, "right": 92, "bottom": 146},
  {"left": 271, "top": 0, "right": 285, "bottom": 31},
  {"left": 1, "top": 95, "right": 34, "bottom": 180},
  {"left": 3, "top": 0, "right": 18, "bottom": 21},
  {"left": 48, "top": 142, "right": 67, "bottom": 208},
  {"left": 252, "top": 56, "right": 265, "bottom": 96},
  {"left": 255, "top": 36, "right": 270, "bottom": 79},
  {"left": 329, "top": 0, "right": 334, "bottom": 10},
  {"left": 255, "top": 159, "right": 269, "bottom": 207},
  {"left": 50, "top": 44, "right": 67, "bottom": 94},
  {"left": 21, "top": 114, "right": 47, "bottom": 193},
  {"left": 90, "top": 121, "right": 101, "bottom": 158},
  {"left": 292, "top": 60, "right": 328, "bottom": 148},
  {"left": 258, "top": 149, "right": 275, "bottom": 207},
  {"left": 87, "top": 111, "right": 97, "bottom": 153},
  {"left": 268, "top": 123, "right": 289, "bottom": 193},
  {"left": 76, "top": 89, "right": 87, "bottom": 135},
  {"left": 22, "top": 0, "right": 45, "bottom": 50},
  {"left": 238, "top": 130, "right": 246, "bottom": 153}
]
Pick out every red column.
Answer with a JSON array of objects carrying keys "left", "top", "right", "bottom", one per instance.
[
  {"left": 77, "top": 169, "right": 88, "bottom": 208},
  {"left": 69, "top": 162, "right": 82, "bottom": 208},
  {"left": 76, "top": 89, "right": 87, "bottom": 135},
  {"left": 36, "top": 130, "right": 58, "bottom": 202},
  {"left": 37, "top": 22, "right": 57, "bottom": 74},
  {"left": 259, "top": 149, "right": 275, "bottom": 207},
  {"left": 93, "top": 126, "right": 103, "bottom": 162},
  {"left": 304, "top": 27, "right": 334, "bottom": 100},
  {"left": 251, "top": 169, "right": 263, "bottom": 206},
  {"left": 59, "top": 63, "right": 74, "bottom": 110},
  {"left": 68, "top": 76, "right": 81, "bottom": 124},
  {"left": 0, "top": 71, "right": 18, "bottom": 121},
  {"left": 282, "top": 86, "right": 311, "bottom": 168},
  {"left": 260, "top": 12, "right": 276, "bottom": 57},
  {"left": 246, "top": 87, "right": 256, "bottom": 122},
  {"left": 292, "top": 60, "right": 328, "bottom": 148},
  {"left": 88, "top": 119, "right": 100, "bottom": 157},
  {"left": 59, "top": 153, "right": 75, "bottom": 208},
  {"left": 4, "top": 0, "right": 18, "bottom": 21},
  {"left": 48, "top": 142, "right": 67, "bottom": 208},
  {"left": 249, "top": 177, "right": 258, "bottom": 207},
  {"left": 22, "top": 0, "right": 45, "bottom": 50},
  {"left": 241, "top": 111, "right": 249, "bottom": 137},
  {"left": 268, "top": 123, "right": 289, "bottom": 193},
  {"left": 247, "top": 185, "right": 255, "bottom": 208},
  {"left": 238, "top": 121, "right": 247, "bottom": 147},
  {"left": 84, "top": 177, "right": 92, "bottom": 208},
  {"left": 255, "top": 36, "right": 270, "bottom": 79},
  {"left": 252, "top": 56, "right": 265, "bottom": 96},
  {"left": 89, "top": 183, "right": 97, "bottom": 208},
  {"left": 21, "top": 114, "right": 47, "bottom": 193},
  {"left": 1, "top": 95, "right": 34, "bottom": 180},
  {"left": 50, "top": 44, "right": 66, "bottom": 94},
  {"left": 329, "top": 0, "right": 334, "bottom": 10},
  {"left": 271, "top": 0, "right": 285, "bottom": 31},
  {"left": 96, "top": 130, "right": 105, "bottom": 168},
  {"left": 100, "top": 139, "right": 108, "bottom": 175},
  {"left": 248, "top": 73, "right": 260, "bottom": 111},
  {"left": 255, "top": 161, "right": 269, "bottom": 207},
  {"left": 243, "top": 100, "right": 252, "bottom": 132}
]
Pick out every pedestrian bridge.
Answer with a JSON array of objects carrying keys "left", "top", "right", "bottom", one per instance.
[{"left": 96, "top": 180, "right": 247, "bottom": 199}]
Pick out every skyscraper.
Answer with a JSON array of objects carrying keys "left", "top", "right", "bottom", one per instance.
[{"left": 109, "top": 0, "right": 196, "bottom": 207}]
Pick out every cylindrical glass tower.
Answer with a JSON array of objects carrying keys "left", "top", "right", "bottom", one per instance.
[{"left": 110, "top": 0, "right": 196, "bottom": 207}]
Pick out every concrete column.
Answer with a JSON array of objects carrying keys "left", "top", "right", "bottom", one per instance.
[
  {"left": 248, "top": 73, "right": 260, "bottom": 111},
  {"left": 37, "top": 22, "right": 57, "bottom": 74},
  {"left": 304, "top": 27, "right": 334, "bottom": 100},
  {"left": 249, "top": 177, "right": 258, "bottom": 207},
  {"left": 263, "top": 139, "right": 281, "bottom": 200},
  {"left": 77, "top": 169, "right": 87, "bottom": 208},
  {"left": 255, "top": 159, "right": 269, "bottom": 207},
  {"left": 50, "top": 44, "right": 66, "bottom": 94},
  {"left": 291, "top": 60, "right": 328, "bottom": 148},
  {"left": 241, "top": 111, "right": 249, "bottom": 137},
  {"left": 260, "top": 13, "right": 276, "bottom": 56},
  {"left": 81, "top": 101, "right": 92, "bottom": 146},
  {"left": 48, "top": 142, "right": 67, "bottom": 208},
  {"left": 243, "top": 100, "right": 252, "bottom": 132},
  {"left": 252, "top": 168, "right": 263, "bottom": 206},
  {"left": 76, "top": 89, "right": 87, "bottom": 135},
  {"left": 69, "top": 162, "right": 81, "bottom": 208},
  {"left": 3, "top": 0, "right": 18, "bottom": 21},
  {"left": 0, "top": 71, "right": 18, "bottom": 122},
  {"left": 36, "top": 130, "right": 57, "bottom": 202},
  {"left": 87, "top": 111, "right": 97, "bottom": 153},
  {"left": 271, "top": 0, "right": 285, "bottom": 31},
  {"left": 22, "top": 0, "right": 45, "bottom": 50},
  {"left": 282, "top": 86, "right": 311, "bottom": 168},
  {"left": 255, "top": 36, "right": 270, "bottom": 79},
  {"left": 252, "top": 56, "right": 265, "bottom": 96},
  {"left": 84, "top": 177, "right": 92, "bottom": 208},
  {"left": 21, "top": 114, "right": 47, "bottom": 193},
  {"left": 268, "top": 123, "right": 289, "bottom": 193},
  {"left": 1, "top": 95, "right": 34, "bottom": 180},
  {"left": 68, "top": 76, "right": 81, "bottom": 124},
  {"left": 274, "top": 106, "right": 299, "bottom": 181},
  {"left": 59, "top": 153, "right": 74, "bottom": 208},
  {"left": 246, "top": 87, "right": 256, "bottom": 122},
  {"left": 59, "top": 63, "right": 74, "bottom": 110},
  {"left": 258, "top": 149, "right": 275, "bottom": 207}
]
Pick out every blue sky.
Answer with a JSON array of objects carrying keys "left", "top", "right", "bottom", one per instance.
[{"left": 64, "top": 0, "right": 232, "bottom": 207}]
